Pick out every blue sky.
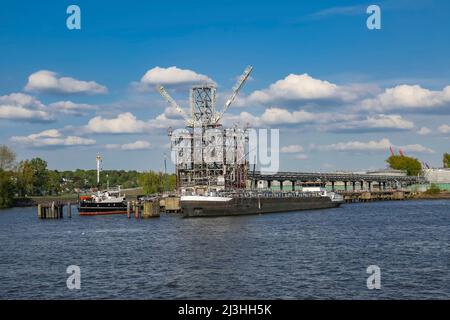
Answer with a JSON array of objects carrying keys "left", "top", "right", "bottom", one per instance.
[{"left": 1, "top": 0, "right": 449, "bottom": 172}]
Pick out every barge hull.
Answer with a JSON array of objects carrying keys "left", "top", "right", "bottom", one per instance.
[{"left": 181, "top": 196, "right": 341, "bottom": 217}]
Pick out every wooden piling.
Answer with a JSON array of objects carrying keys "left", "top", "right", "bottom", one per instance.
[
  {"left": 37, "top": 201, "right": 67, "bottom": 219},
  {"left": 51, "top": 202, "right": 55, "bottom": 219},
  {"left": 164, "top": 196, "right": 181, "bottom": 213},
  {"left": 142, "top": 199, "right": 160, "bottom": 218},
  {"left": 37, "top": 204, "right": 42, "bottom": 219},
  {"left": 127, "top": 201, "right": 131, "bottom": 219},
  {"left": 134, "top": 203, "right": 140, "bottom": 219}
]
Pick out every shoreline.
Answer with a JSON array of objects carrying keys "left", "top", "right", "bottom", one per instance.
[
  {"left": 412, "top": 192, "right": 450, "bottom": 200},
  {"left": 5, "top": 192, "right": 450, "bottom": 210}
]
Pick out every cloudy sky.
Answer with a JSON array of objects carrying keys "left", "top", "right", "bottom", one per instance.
[{"left": 1, "top": 0, "right": 449, "bottom": 172}]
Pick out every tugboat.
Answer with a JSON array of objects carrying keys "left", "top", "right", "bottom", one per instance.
[
  {"left": 78, "top": 187, "right": 128, "bottom": 216},
  {"left": 77, "top": 154, "right": 128, "bottom": 216}
]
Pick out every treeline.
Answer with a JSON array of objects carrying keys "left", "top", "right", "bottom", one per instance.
[
  {"left": 444, "top": 153, "right": 450, "bottom": 168},
  {"left": 387, "top": 153, "right": 450, "bottom": 176},
  {"left": 139, "top": 171, "right": 177, "bottom": 195},
  {"left": 0, "top": 145, "right": 176, "bottom": 209}
]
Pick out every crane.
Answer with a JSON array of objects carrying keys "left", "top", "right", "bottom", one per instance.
[
  {"left": 214, "top": 65, "right": 253, "bottom": 125},
  {"left": 389, "top": 146, "right": 395, "bottom": 157},
  {"left": 156, "top": 85, "right": 191, "bottom": 125}
]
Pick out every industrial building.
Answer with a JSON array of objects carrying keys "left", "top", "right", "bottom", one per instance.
[{"left": 158, "top": 66, "right": 253, "bottom": 195}]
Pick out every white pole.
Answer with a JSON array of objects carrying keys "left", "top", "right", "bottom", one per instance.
[{"left": 96, "top": 154, "right": 102, "bottom": 185}]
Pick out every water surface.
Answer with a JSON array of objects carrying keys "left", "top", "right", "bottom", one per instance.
[{"left": 0, "top": 200, "right": 448, "bottom": 299}]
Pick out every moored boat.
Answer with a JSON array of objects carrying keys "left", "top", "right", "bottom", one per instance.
[
  {"left": 78, "top": 187, "right": 127, "bottom": 216},
  {"left": 181, "top": 188, "right": 343, "bottom": 218}
]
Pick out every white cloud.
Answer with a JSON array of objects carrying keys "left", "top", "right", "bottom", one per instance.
[
  {"left": 362, "top": 84, "right": 450, "bottom": 112},
  {"left": 0, "top": 92, "right": 45, "bottom": 108},
  {"left": 259, "top": 107, "right": 356, "bottom": 125},
  {"left": 417, "top": 127, "right": 431, "bottom": 135},
  {"left": 309, "top": 5, "right": 365, "bottom": 19},
  {"left": 222, "top": 107, "right": 358, "bottom": 128},
  {"left": 401, "top": 144, "right": 435, "bottom": 154},
  {"left": 11, "top": 129, "right": 95, "bottom": 148},
  {"left": 313, "top": 138, "right": 434, "bottom": 154},
  {"left": 222, "top": 107, "right": 413, "bottom": 133},
  {"left": 135, "top": 66, "right": 215, "bottom": 91},
  {"left": 48, "top": 101, "right": 98, "bottom": 116},
  {"left": 281, "top": 145, "right": 304, "bottom": 153},
  {"left": 314, "top": 138, "right": 393, "bottom": 152},
  {"left": 329, "top": 114, "right": 414, "bottom": 132},
  {"left": 222, "top": 111, "right": 261, "bottom": 126},
  {"left": 25, "top": 70, "right": 107, "bottom": 95},
  {"left": 260, "top": 108, "right": 316, "bottom": 124},
  {"left": 295, "top": 154, "right": 308, "bottom": 160},
  {"left": 245, "top": 73, "right": 364, "bottom": 105},
  {"left": 85, "top": 112, "right": 149, "bottom": 134},
  {"left": 84, "top": 111, "right": 185, "bottom": 134},
  {"left": 438, "top": 124, "right": 450, "bottom": 134},
  {"left": 0, "top": 106, "right": 52, "bottom": 122},
  {"left": 106, "top": 140, "right": 152, "bottom": 151},
  {"left": 0, "top": 92, "right": 53, "bottom": 122}
]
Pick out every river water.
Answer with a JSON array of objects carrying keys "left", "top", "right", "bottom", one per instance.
[{"left": 0, "top": 200, "right": 448, "bottom": 299}]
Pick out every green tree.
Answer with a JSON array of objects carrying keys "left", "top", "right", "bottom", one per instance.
[
  {"left": 16, "top": 160, "right": 35, "bottom": 197},
  {"left": 386, "top": 155, "right": 422, "bottom": 176},
  {"left": 0, "top": 145, "right": 16, "bottom": 170},
  {"left": 139, "top": 171, "right": 162, "bottom": 194},
  {"left": 444, "top": 153, "right": 450, "bottom": 168},
  {"left": 29, "top": 158, "right": 49, "bottom": 195},
  {"left": 46, "top": 170, "right": 62, "bottom": 195},
  {"left": 0, "top": 169, "right": 15, "bottom": 208},
  {"left": 167, "top": 174, "right": 176, "bottom": 191},
  {"left": 16, "top": 158, "right": 49, "bottom": 196}
]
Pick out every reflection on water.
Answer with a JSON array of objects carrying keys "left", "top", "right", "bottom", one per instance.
[{"left": 0, "top": 200, "right": 449, "bottom": 299}]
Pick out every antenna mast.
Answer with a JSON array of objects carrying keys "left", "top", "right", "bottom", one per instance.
[{"left": 96, "top": 154, "right": 102, "bottom": 185}]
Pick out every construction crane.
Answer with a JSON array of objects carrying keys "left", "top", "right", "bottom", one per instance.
[
  {"left": 214, "top": 65, "right": 253, "bottom": 125},
  {"left": 156, "top": 85, "right": 191, "bottom": 125}
]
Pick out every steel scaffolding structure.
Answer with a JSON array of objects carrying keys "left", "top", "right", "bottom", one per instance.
[{"left": 159, "top": 66, "right": 253, "bottom": 194}]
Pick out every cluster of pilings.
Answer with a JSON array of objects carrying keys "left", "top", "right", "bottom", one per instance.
[
  {"left": 127, "top": 198, "right": 160, "bottom": 219},
  {"left": 160, "top": 196, "right": 181, "bottom": 213},
  {"left": 38, "top": 202, "right": 73, "bottom": 219}
]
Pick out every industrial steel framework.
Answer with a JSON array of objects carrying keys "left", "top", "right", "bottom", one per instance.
[{"left": 159, "top": 66, "right": 253, "bottom": 194}]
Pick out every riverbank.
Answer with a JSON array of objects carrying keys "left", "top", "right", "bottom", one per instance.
[
  {"left": 7, "top": 189, "right": 449, "bottom": 209},
  {"left": 413, "top": 191, "right": 450, "bottom": 200},
  {"left": 13, "top": 195, "right": 78, "bottom": 207}
]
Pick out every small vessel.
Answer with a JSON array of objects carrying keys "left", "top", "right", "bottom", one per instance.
[
  {"left": 78, "top": 187, "right": 128, "bottom": 216},
  {"left": 180, "top": 186, "right": 343, "bottom": 218},
  {"left": 77, "top": 153, "right": 128, "bottom": 216}
]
